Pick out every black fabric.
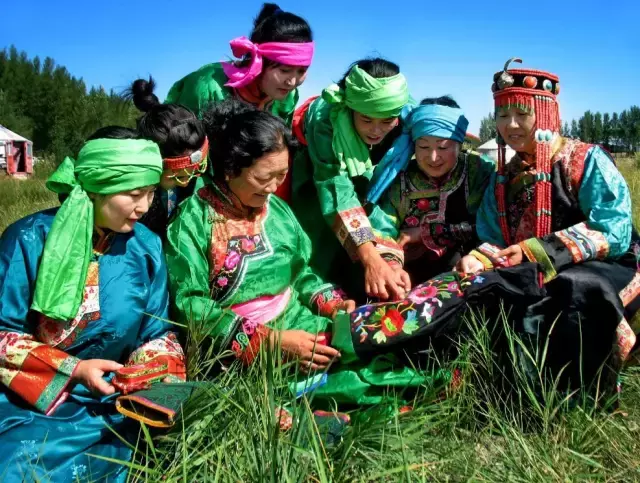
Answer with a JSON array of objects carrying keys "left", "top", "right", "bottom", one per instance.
[{"left": 346, "top": 264, "right": 544, "bottom": 362}]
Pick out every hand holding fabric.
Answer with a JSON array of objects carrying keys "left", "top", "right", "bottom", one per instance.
[
  {"left": 272, "top": 330, "right": 341, "bottom": 373},
  {"left": 362, "top": 251, "right": 409, "bottom": 300},
  {"left": 331, "top": 299, "right": 356, "bottom": 320},
  {"left": 73, "top": 359, "right": 123, "bottom": 396},
  {"left": 496, "top": 245, "right": 523, "bottom": 267}
]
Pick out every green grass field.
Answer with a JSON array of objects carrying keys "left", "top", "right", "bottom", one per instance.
[{"left": 1, "top": 156, "right": 640, "bottom": 482}]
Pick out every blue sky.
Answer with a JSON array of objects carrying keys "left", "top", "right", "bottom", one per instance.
[{"left": 2, "top": 0, "right": 638, "bottom": 133}]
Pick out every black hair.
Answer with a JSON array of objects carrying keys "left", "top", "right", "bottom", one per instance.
[
  {"left": 201, "top": 98, "right": 297, "bottom": 179},
  {"left": 124, "top": 77, "right": 205, "bottom": 158},
  {"left": 86, "top": 126, "right": 138, "bottom": 141},
  {"left": 338, "top": 58, "right": 400, "bottom": 90},
  {"left": 237, "top": 4, "right": 312, "bottom": 70},
  {"left": 250, "top": 3, "right": 312, "bottom": 44},
  {"left": 419, "top": 95, "right": 460, "bottom": 109}
]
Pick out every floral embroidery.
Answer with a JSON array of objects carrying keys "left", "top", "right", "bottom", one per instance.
[
  {"left": 310, "top": 286, "right": 346, "bottom": 317},
  {"left": 126, "top": 332, "right": 184, "bottom": 366},
  {"left": 350, "top": 272, "right": 483, "bottom": 346},
  {"left": 405, "top": 216, "right": 419, "bottom": 227},
  {"left": 333, "top": 206, "right": 375, "bottom": 260},
  {"left": 200, "top": 184, "right": 273, "bottom": 304}
]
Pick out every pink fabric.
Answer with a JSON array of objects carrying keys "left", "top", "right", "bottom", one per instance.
[
  {"left": 231, "top": 287, "right": 292, "bottom": 325},
  {"left": 222, "top": 36, "right": 315, "bottom": 88}
]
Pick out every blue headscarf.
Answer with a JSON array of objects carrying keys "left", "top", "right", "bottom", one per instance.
[{"left": 366, "top": 103, "right": 469, "bottom": 204}]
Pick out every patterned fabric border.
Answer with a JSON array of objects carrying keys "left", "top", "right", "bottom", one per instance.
[
  {"left": 333, "top": 207, "right": 375, "bottom": 261},
  {"left": 519, "top": 237, "right": 558, "bottom": 283},
  {"left": 554, "top": 222, "right": 609, "bottom": 264}
]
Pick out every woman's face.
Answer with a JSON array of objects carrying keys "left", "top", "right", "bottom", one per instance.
[
  {"left": 93, "top": 186, "right": 156, "bottom": 233},
  {"left": 352, "top": 112, "right": 399, "bottom": 146},
  {"left": 415, "top": 136, "right": 460, "bottom": 179},
  {"left": 259, "top": 64, "right": 308, "bottom": 100},
  {"left": 496, "top": 107, "right": 537, "bottom": 154},
  {"left": 227, "top": 148, "right": 289, "bottom": 208}
]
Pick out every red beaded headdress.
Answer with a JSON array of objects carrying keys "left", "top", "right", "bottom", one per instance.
[{"left": 492, "top": 58, "right": 561, "bottom": 244}]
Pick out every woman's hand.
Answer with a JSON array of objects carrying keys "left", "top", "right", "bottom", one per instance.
[
  {"left": 331, "top": 299, "right": 356, "bottom": 320},
  {"left": 496, "top": 244, "right": 523, "bottom": 267},
  {"left": 271, "top": 330, "right": 341, "bottom": 373},
  {"left": 72, "top": 359, "right": 123, "bottom": 396},
  {"left": 456, "top": 254, "right": 485, "bottom": 274},
  {"left": 398, "top": 227, "right": 421, "bottom": 248},
  {"left": 358, "top": 242, "right": 409, "bottom": 300}
]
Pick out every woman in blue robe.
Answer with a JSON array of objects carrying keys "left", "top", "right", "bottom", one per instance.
[{"left": 0, "top": 127, "right": 185, "bottom": 481}]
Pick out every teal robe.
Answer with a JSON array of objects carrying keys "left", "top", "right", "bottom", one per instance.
[{"left": 0, "top": 209, "right": 181, "bottom": 482}]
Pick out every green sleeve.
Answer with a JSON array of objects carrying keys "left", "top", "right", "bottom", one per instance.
[
  {"left": 165, "top": 63, "right": 231, "bottom": 118},
  {"left": 165, "top": 195, "right": 246, "bottom": 353},
  {"left": 465, "top": 151, "right": 496, "bottom": 215},
  {"left": 305, "top": 99, "right": 376, "bottom": 259},
  {"left": 275, "top": 198, "right": 343, "bottom": 321}
]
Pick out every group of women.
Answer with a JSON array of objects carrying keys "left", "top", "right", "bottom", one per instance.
[{"left": 1, "top": 3, "right": 639, "bottom": 480}]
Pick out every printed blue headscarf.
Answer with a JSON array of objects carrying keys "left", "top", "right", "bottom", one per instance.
[{"left": 366, "top": 103, "right": 469, "bottom": 204}]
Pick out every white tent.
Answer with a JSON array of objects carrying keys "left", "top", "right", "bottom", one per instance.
[
  {"left": 477, "top": 139, "right": 516, "bottom": 163},
  {"left": 0, "top": 125, "right": 34, "bottom": 174},
  {"left": 0, "top": 125, "right": 30, "bottom": 143}
]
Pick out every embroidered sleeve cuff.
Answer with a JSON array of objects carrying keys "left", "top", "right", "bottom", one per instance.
[
  {"left": 518, "top": 238, "right": 558, "bottom": 283},
  {"left": 233, "top": 325, "right": 271, "bottom": 366},
  {"left": 549, "top": 222, "right": 610, "bottom": 265},
  {"left": 310, "top": 286, "right": 347, "bottom": 318},
  {"left": 375, "top": 237, "right": 405, "bottom": 267},
  {"left": 333, "top": 207, "right": 375, "bottom": 261},
  {"left": 469, "top": 250, "right": 494, "bottom": 271},
  {"left": 473, "top": 243, "right": 509, "bottom": 269}
]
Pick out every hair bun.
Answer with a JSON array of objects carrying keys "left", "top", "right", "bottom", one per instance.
[{"left": 129, "top": 77, "right": 160, "bottom": 113}]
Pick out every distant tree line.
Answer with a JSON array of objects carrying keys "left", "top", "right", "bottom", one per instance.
[
  {"left": 479, "top": 106, "right": 640, "bottom": 153},
  {"left": 0, "top": 45, "right": 139, "bottom": 161}
]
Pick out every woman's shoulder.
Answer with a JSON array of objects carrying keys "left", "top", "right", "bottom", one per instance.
[{"left": 1, "top": 208, "right": 58, "bottom": 245}]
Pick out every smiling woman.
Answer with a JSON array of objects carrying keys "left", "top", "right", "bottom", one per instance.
[
  {"left": 290, "top": 58, "right": 412, "bottom": 303},
  {"left": 0, "top": 128, "right": 185, "bottom": 481},
  {"left": 166, "top": 3, "right": 314, "bottom": 126}
]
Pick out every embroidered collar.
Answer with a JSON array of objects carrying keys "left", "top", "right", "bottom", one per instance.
[
  {"left": 204, "top": 180, "right": 267, "bottom": 220},
  {"left": 234, "top": 83, "right": 273, "bottom": 111},
  {"left": 93, "top": 227, "right": 115, "bottom": 254}
]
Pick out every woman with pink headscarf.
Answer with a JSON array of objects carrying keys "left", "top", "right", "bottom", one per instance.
[{"left": 167, "top": 3, "right": 313, "bottom": 127}]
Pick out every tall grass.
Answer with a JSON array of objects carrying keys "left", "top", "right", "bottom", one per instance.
[
  {"left": 2, "top": 155, "right": 640, "bottom": 481},
  {"left": 122, "top": 309, "right": 640, "bottom": 482},
  {"left": 0, "top": 159, "right": 58, "bottom": 235}
]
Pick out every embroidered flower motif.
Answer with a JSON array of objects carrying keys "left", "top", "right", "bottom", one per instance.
[
  {"left": 242, "top": 319, "right": 258, "bottom": 337},
  {"left": 241, "top": 238, "right": 256, "bottom": 253},
  {"left": 408, "top": 285, "right": 438, "bottom": 304},
  {"left": 217, "top": 276, "right": 229, "bottom": 287},
  {"left": 350, "top": 219, "right": 361, "bottom": 229},
  {"left": 380, "top": 309, "right": 405, "bottom": 336},
  {"left": 405, "top": 216, "right": 419, "bottom": 227},
  {"left": 231, "top": 340, "right": 243, "bottom": 358},
  {"left": 224, "top": 251, "right": 241, "bottom": 270},
  {"left": 447, "top": 282, "right": 459, "bottom": 292},
  {"left": 416, "top": 199, "right": 430, "bottom": 211}
]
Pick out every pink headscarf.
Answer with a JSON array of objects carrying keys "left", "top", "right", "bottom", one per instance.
[{"left": 222, "top": 36, "right": 315, "bottom": 89}]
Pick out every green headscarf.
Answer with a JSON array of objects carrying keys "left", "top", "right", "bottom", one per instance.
[
  {"left": 322, "top": 65, "right": 409, "bottom": 178},
  {"left": 32, "top": 138, "right": 163, "bottom": 321}
]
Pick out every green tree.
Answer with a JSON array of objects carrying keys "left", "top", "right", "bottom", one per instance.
[
  {"left": 579, "top": 111, "right": 594, "bottom": 143},
  {"left": 603, "top": 112, "right": 611, "bottom": 147},
  {"left": 570, "top": 119, "right": 579, "bottom": 139},
  {"left": 479, "top": 113, "right": 496, "bottom": 142},
  {"left": 593, "top": 112, "right": 603, "bottom": 144}
]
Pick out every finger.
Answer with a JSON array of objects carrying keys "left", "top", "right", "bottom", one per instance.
[
  {"left": 93, "top": 377, "right": 116, "bottom": 396},
  {"left": 95, "top": 360, "right": 124, "bottom": 372},
  {"left": 365, "top": 280, "right": 371, "bottom": 296},
  {"left": 308, "top": 342, "right": 341, "bottom": 358},
  {"left": 399, "top": 271, "right": 412, "bottom": 292},
  {"left": 376, "top": 282, "right": 389, "bottom": 300},
  {"left": 398, "top": 234, "right": 409, "bottom": 248},
  {"left": 344, "top": 300, "right": 356, "bottom": 313},
  {"left": 308, "top": 353, "right": 333, "bottom": 365}
]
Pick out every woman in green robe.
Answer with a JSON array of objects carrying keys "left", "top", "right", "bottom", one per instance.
[
  {"left": 166, "top": 4, "right": 313, "bottom": 202},
  {"left": 166, "top": 99, "right": 354, "bottom": 370},
  {"left": 291, "top": 58, "right": 413, "bottom": 303}
]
